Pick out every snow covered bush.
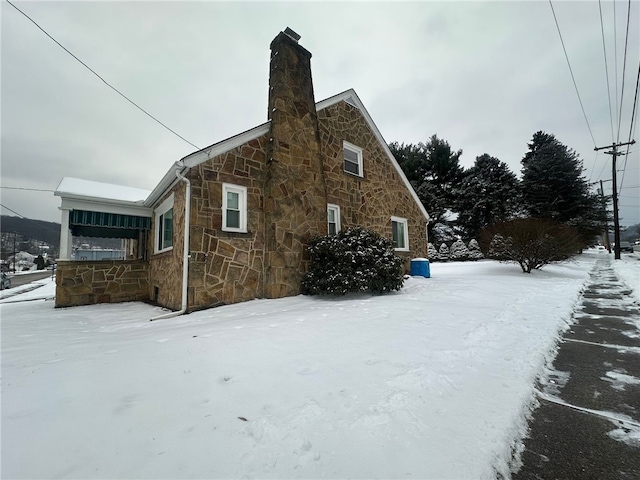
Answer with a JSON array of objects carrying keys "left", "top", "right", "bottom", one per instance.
[
  {"left": 467, "top": 239, "right": 485, "bottom": 260},
  {"left": 438, "top": 243, "right": 450, "bottom": 261},
  {"left": 480, "top": 218, "right": 583, "bottom": 273},
  {"left": 449, "top": 239, "right": 470, "bottom": 261},
  {"left": 427, "top": 242, "right": 439, "bottom": 261},
  {"left": 487, "top": 234, "right": 510, "bottom": 260},
  {"left": 431, "top": 222, "right": 458, "bottom": 246},
  {"left": 301, "top": 227, "right": 404, "bottom": 295}
]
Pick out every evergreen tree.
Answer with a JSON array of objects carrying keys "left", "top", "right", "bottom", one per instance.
[
  {"left": 427, "top": 242, "right": 439, "bottom": 261},
  {"left": 456, "top": 154, "right": 521, "bottom": 239},
  {"left": 467, "top": 239, "right": 484, "bottom": 260},
  {"left": 34, "top": 255, "right": 46, "bottom": 270},
  {"left": 389, "top": 135, "right": 464, "bottom": 231},
  {"left": 449, "top": 239, "right": 470, "bottom": 261},
  {"left": 520, "top": 132, "right": 603, "bottom": 244},
  {"left": 438, "top": 243, "right": 450, "bottom": 261}
]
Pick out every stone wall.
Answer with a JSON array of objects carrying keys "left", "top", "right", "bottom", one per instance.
[
  {"left": 55, "top": 259, "right": 149, "bottom": 307},
  {"left": 148, "top": 184, "right": 186, "bottom": 311},
  {"left": 318, "top": 100, "right": 429, "bottom": 267},
  {"left": 186, "top": 138, "right": 267, "bottom": 310}
]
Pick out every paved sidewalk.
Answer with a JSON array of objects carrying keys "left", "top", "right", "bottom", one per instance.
[{"left": 513, "top": 256, "right": 640, "bottom": 479}]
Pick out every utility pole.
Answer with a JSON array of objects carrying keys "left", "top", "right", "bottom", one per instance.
[
  {"left": 599, "top": 180, "right": 611, "bottom": 253},
  {"left": 594, "top": 140, "right": 635, "bottom": 260},
  {"left": 12, "top": 232, "right": 17, "bottom": 273}
]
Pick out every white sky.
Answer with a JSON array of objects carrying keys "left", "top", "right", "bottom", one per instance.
[{"left": 1, "top": 0, "right": 639, "bottom": 227}]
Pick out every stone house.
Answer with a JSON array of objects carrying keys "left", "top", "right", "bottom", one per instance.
[{"left": 54, "top": 28, "right": 430, "bottom": 314}]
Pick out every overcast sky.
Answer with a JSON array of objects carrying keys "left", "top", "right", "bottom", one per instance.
[{"left": 2, "top": 0, "right": 639, "bottom": 229}]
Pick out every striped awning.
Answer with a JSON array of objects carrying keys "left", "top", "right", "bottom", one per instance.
[{"left": 69, "top": 209, "right": 151, "bottom": 239}]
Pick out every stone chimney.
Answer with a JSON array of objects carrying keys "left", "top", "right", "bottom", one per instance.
[{"left": 263, "top": 28, "right": 327, "bottom": 298}]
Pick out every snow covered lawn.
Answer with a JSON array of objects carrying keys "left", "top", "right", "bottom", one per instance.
[{"left": 1, "top": 255, "right": 603, "bottom": 479}]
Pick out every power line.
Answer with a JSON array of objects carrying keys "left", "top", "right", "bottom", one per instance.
[
  {"left": 619, "top": 63, "right": 640, "bottom": 192},
  {"left": 616, "top": 0, "right": 632, "bottom": 143},
  {"left": 548, "top": 0, "right": 597, "bottom": 147},
  {"left": 0, "top": 204, "right": 62, "bottom": 235},
  {"left": 599, "top": 0, "right": 615, "bottom": 143},
  {"left": 0, "top": 203, "right": 25, "bottom": 218},
  {"left": 593, "top": 150, "right": 608, "bottom": 182},
  {"left": 614, "top": 0, "right": 620, "bottom": 134},
  {"left": 5, "top": 0, "right": 200, "bottom": 151},
  {"left": 1, "top": 186, "right": 55, "bottom": 192}
]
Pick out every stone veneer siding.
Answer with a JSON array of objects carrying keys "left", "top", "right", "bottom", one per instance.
[
  {"left": 263, "top": 32, "right": 328, "bottom": 299},
  {"left": 55, "top": 259, "right": 149, "bottom": 307},
  {"left": 148, "top": 183, "right": 187, "bottom": 311},
  {"left": 318, "top": 101, "right": 428, "bottom": 266},
  {"left": 186, "top": 137, "right": 267, "bottom": 310}
]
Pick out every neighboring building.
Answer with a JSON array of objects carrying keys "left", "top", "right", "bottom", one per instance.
[{"left": 54, "top": 28, "right": 430, "bottom": 312}]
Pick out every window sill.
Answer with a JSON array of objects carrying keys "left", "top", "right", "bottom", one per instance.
[
  {"left": 218, "top": 230, "right": 252, "bottom": 238},
  {"left": 343, "top": 170, "right": 365, "bottom": 179},
  {"left": 153, "top": 246, "right": 174, "bottom": 256}
]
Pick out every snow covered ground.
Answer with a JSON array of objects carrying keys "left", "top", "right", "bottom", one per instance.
[
  {"left": 2, "top": 251, "right": 633, "bottom": 479},
  {"left": 611, "top": 251, "right": 640, "bottom": 304}
]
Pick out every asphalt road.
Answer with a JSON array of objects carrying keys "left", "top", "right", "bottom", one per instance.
[{"left": 6, "top": 271, "right": 53, "bottom": 288}]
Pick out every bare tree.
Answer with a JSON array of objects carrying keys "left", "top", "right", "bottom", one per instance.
[{"left": 480, "top": 218, "right": 583, "bottom": 273}]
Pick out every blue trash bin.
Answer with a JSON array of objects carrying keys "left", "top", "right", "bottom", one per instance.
[{"left": 410, "top": 258, "right": 430, "bottom": 278}]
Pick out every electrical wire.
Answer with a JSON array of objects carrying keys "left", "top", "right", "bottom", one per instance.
[
  {"left": 619, "top": 63, "right": 640, "bottom": 192},
  {"left": 614, "top": 0, "right": 620, "bottom": 134},
  {"left": 599, "top": 0, "right": 615, "bottom": 143},
  {"left": 0, "top": 203, "right": 25, "bottom": 218},
  {"left": 548, "top": 0, "right": 597, "bottom": 147},
  {"left": 0, "top": 204, "right": 62, "bottom": 235},
  {"left": 587, "top": 150, "right": 600, "bottom": 183},
  {"left": 1, "top": 186, "right": 55, "bottom": 192},
  {"left": 593, "top": 151, "right": 609, "bottom": 183},
  {"left": 616, "top": 0, "right": 632, "bottom": 143},
  {"left": 5, "top": 0, "right": 200, "bottom": 150}
]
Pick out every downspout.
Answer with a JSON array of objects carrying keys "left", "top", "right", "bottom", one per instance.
[{"left": 150, "top": 163, "right": 191, "bottom": 321}]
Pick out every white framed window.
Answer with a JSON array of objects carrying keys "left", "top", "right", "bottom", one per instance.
[
  {"left": 391, "top": 216, "right": 409, "bottom": 251},
  {"left": 222, "top": 183, "right": 247, "bottom": 233},
  {"left": 155, "top": 193, "right": 174, "bottom": 254},
  {"left": 327, "top": 204, "right": 341, "bottom": 235},
  {"left": 343, "top": 141, "right": 363, "bottom": 177}
]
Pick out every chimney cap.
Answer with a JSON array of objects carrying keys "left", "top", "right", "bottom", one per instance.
[{"left": 283, "top": 27, "right": 301, "bottom": 43}]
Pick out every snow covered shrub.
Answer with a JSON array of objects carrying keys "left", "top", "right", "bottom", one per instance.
[
  {"left": 449, "top": 239, "right": 470, "bottom": 261},
  {"left": 480, "top": 218, "right": 583, "bottom": 273},
  {"left": 438, "top": 243, "right": 450, "bottom": 261},
  {"left": 467, "top": 239, "right": 484, "bottom": 260},
  {"left": 301, "top": 226, "right": 404, "bottom": 295},
  {"left": 487, "top": 234, "right": 510, "bottom": 260},
  {"left": 431, "top": 222, "right": 458, "bottom": 246},
  {"left": 427, "top": 242, "right": 439, "bottom": 261}
]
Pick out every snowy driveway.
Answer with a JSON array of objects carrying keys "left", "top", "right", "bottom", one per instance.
[{"left": 1, "top": 256, "right": 597, "bottom": 479}]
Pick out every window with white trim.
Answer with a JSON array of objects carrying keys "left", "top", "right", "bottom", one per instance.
[
  {"left": 327, "top": 204, "right": 341, "bottom": 235},
  {"left": 222, "top": 183, "right": 247, "bottom": 233},
  {"left": 391, "top": 216, "right": 409, "bottom": 251},
  {"left": 343, "top": 141, "right": 363, "bottom": 177},
  {"left": 155, "top": 194, "right": 174, "bottom": 253}
]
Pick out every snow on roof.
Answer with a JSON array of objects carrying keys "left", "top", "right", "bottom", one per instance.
[{"left": 55, "top": 177, "right": 151, "bottom": 203}]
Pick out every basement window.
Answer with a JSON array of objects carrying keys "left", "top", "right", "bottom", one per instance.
[
  {"left": 343, "top": 141, "right": 363, "bottom": 177},
  {"left": 155, "top": 194, "right": 174, "bottom": 254},
  {"left": 391, "top": 216, "right": 409, "bottom": 251},
  {"left": 222, "top": 183, "right": 247, "bottom": 233},
  {"left": 327, "top": 204, "right": 341, "bottom": 235}
]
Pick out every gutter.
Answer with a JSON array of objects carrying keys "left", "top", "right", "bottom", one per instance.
[{"left": 150, "top": 162, "right": 191, "bottom": 321}]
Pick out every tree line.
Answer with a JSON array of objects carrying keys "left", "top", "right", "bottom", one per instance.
[{"left": 389, "top": 131, "right": 606, "bottom": 247}]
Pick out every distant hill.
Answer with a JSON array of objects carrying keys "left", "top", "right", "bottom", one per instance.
[
  {"left": 621, "top": 223, "right": 640, "bottom": 242},
  {"left": 1, "top": 215, "right": 61, "bottom": 249}
]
